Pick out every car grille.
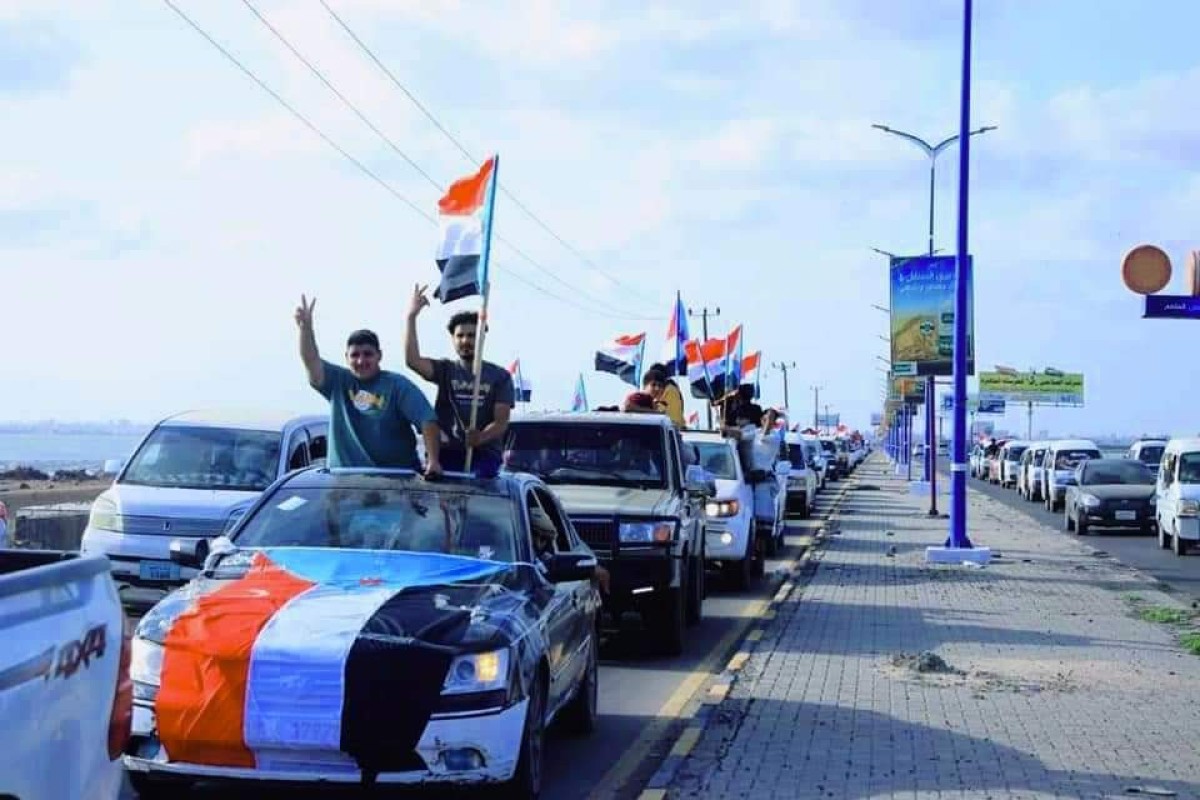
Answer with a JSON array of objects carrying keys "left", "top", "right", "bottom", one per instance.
[
  {"left": 570, "top": 518, "right": 616, "bottom": 551},
  {"left": 121, "top": 515, "right": 225, "bottom": 536}
]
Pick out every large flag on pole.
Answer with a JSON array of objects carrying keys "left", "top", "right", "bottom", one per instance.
[
  {"left": 595, "top": 333, "right": 646, "bottom": 387},
  {"left": 724, "top": 325, "right": 744, "bottom": 391},
  {"left": 659, "top": 291, "right": 690, "bottom": 378},
  {"left": 507, "top": 359, "right": 532, "bottom": 403},
  {"left": 572, "top": 374, "right": 589, "bottom": 412},
  {"left": 434, "top": 156, "right": 497, "bottom": 303}
]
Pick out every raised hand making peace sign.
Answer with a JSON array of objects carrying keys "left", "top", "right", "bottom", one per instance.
[{"left": 294, "top": 294, "right": 317, "bottom": 330}]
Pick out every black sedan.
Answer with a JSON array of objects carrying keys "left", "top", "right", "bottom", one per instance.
[
  {"left": 124, "top": 467, "right": 601, "bottom": 799},
  {"left": 1063, "top": 459, "right": 1157, "bottom": 536}
]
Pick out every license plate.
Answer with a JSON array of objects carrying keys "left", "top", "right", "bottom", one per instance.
[
  {"left": 1115, "top": 510, "right": 1137, "bottom": 521},
  {"left": 139, "top": 560, "right": 181, "bottom": 582}
]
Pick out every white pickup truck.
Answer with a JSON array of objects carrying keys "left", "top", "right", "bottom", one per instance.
[{"left": 0, "top": 549, "right": 132, "bottom": 800}]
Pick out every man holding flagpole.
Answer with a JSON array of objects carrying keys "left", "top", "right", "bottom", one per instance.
[{"left": 406, "top": 287, "right": 514, "bottom": 478}]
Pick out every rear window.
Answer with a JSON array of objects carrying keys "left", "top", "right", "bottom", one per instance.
[
  {"left": 1007, "top": 446, "right": 1027, "bottom": 460},
  {"left": 1055, "top": 449, "right": 1101, "bottom": 470},
  {"left": 504, "top": 422, "right": 667, "bottom": 489},
  {"left": 121, "top": 425, "right": 282, "bottom": 491},
  {"left": 1137, "top": 445, "right": 1165, "bottom": 464},
  {"left": 693, "top": 442, "right": 738, "bottom": 480}
]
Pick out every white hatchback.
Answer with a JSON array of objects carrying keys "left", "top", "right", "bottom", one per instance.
[{"left": 685, "top": 432, "right": 759, "bottom": 589}]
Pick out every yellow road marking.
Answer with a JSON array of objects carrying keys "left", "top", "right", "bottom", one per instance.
[
  {"left": 670, "top": 726, "right": 702, "bottom": 757},
  {"left": 762, "top": 609, "right": 776, "bottom": 621},
  {"left": 638, "top": 791, "right": 668, "bottom": 800},
  {"left": 727, "top": 652, "right": 750, "bottom": 672},
  {"left": 706, "top": 683, "right": 730, "bottom": 702},
  {"left": 588, "top": 595, "right": 770, "bottom": 799},
  {"left": 746, "top": 629, "right": 764, "bottom": 642}
]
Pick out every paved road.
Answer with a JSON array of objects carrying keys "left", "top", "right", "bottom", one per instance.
[
  {"left": 121, "top": 480, "right": 849, "bottom": 799},
  {"left": 959, "top": 470, "right": 1200, "bottom": 605}
]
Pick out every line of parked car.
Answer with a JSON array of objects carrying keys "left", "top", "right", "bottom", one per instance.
[
  {"left": 969, "top": 435, "right": 1200, "bottom": 556},
  {"left": 3, "top": 408, "right": 871, "bottom": 799}
]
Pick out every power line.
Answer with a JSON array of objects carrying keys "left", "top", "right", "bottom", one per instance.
[
  {"left": 239, "top": 0, "right": 642, "bottom": 320},
  {"left": 318, "top": 0, "right": 667, "bottom": 312},
  {"left": 160, "top": 0, "right": 657, "bottom": 321}
]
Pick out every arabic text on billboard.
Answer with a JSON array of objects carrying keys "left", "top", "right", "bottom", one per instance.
[
  {"left": 889, "top": 375, "right": 925, "bottom": 404},
  {"left": 889, "top": 255, "right": 975, "bottom": 377},
  {"left": 977, "top": 371, "right": 1084, "bottom": 405}
]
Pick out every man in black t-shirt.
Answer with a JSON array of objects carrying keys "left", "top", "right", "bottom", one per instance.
[{"left": 406, "top": 284, "right": 515, "bottom": 477}]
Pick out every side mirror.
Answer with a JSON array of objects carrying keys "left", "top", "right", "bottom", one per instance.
[
  {"left": 169, "top": 538, "right": 210, "bottom": 570},
  {"left": 684, "top": 465, "right": 717, "bottom": 497},
  {"left": 546, "top": 552, "right": 598, "bottom": 583},
  {"left": 102, "top": 458, "right": 125, "bottom": 476}
]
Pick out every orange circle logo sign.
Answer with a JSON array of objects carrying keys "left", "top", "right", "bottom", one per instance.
[{"left": 1121, "top": 244, "right": 1172, "bottom": 295}]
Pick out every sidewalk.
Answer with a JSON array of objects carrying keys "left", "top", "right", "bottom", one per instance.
[{"left": 662, "top": 455, "right": 1200, "bottom": 799}]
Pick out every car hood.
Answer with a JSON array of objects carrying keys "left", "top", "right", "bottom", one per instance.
[
  {"left": 105, "top": 483, "right": 258, "bottom": 519},
  {"left": 549, "top": 483, "right": 675, "bottom": 516},
  {"left": 136, "top": 547, "right": 552, "bottom": 772},
  {"left": 1080, "top": 485, "right": 1156, "bottom": 500}
]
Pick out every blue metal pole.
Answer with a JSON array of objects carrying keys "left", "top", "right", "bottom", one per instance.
[{"left": 948, "top": 0, "right": 974, "bottom": 549}]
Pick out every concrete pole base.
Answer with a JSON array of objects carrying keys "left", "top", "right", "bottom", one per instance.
[{"left": 925, "top": 546, "right": 991, "bottom": 565}]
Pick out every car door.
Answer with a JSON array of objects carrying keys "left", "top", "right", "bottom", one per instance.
[
  {"left": 1158, "top": 453, "right": 1177, "bottom": 531},
  {"left": 670, "top": 429, "right": 701, "bottom": 552},
  {"left": 528, "top": 488, "right": 585, "bottom": 710},
  {"left": 282, "top": 426, "right": 310, "bottom": 475}
]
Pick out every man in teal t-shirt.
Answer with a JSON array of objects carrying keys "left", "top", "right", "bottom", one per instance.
[{"left": 295, "top": 295, "right": 442, "bottom": 474}]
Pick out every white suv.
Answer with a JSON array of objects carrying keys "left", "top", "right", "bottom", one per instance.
[{"left": 685, "top": 431, "right": 760, "bottom": 589}]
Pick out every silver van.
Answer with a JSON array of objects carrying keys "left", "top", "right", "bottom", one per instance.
[{"left": 80, "top": 409, "right": 327, "bottom": 591}]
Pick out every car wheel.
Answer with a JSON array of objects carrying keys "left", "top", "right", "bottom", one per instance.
[
  {"left": 654, "top": 584, "right": 686, "bottom": 656},
  {"left": 686, "top": 551, "right": 704, "bottom": 626},
  {"left": 129, "top": 774, "right": 193, "bottom": 799},
  {"left": 502, "top": 674, "right": 547, "bottom": 799},
  {"left": 1159, "top": 520, "right": 1171, "bottom": 550},
  {"left": 799, "top": 492, "right": 810, "bottom": 520},
  {"left": 1174, "top": 530, "right": 1189, "bottom": 557},
  {"left": 732, "top": 533, "right": 754, "bottom": 592},
  {"left": 562, "top": 631, "right": 599, "bottom": 736},
  {"left": 752, "top": 525, "right": 767, "bottom": 577},
  {"left": 763, "top": 519, "right": 779, "bottom": 558},
  {"left": 1064, "top": 507, "right": 1074, "bottom": 532},
  {"left": 1077, "top": 516, "right": 1088, "bottom": 536}
]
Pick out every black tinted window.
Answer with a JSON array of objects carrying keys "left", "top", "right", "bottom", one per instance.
[{"left": 505, "top": 422, "right": 667, "bottom": 488}]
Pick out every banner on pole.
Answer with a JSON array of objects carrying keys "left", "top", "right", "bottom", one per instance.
[{"left": 889, "top": 255, "right": 975, "bottom": 377}]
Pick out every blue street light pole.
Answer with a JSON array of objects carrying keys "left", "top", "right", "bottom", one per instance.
[
  {"left": 872, "top": 124, "right": 994, "bottom": 517},
  {"left": 948, "top": 0, "right": 976, "bottom": 550}
]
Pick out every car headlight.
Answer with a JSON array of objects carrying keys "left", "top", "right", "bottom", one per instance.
[
  {"left": 130, "top": 638, "right": 164, "bottom": 703},
  {"left": 442, "top": 650, "right": 510, "bottom": 695},
  {"left": 705, "top": 500, "right": 740, "bottom": 518},
  {"left": 619, "top": 521, "right": 675, "bottom": 543},
  {"left": 1080, "top": 494, "right": 1101, "bottom": 508},
  {"left": 88, "top": 496, "right": 124, "bottom": 533},
  {"left": 1179, "top": 500, "right": 1200, "bottom": 517}
]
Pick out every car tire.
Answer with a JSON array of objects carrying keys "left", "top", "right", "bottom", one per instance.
[
  {"left": 129, "top": 774, "right": 193, "bottom": 799},
  {"left": 1174, "top": 530, "right": 1189, "bottom": 557},
  {"left": 732, "top": 533, "right": 754, "bottom": 592},
  {"left": 799, "top": 492, "right": 810, "bottom": 520},
  {"left": 561, "top": 632, "right": 599, "bottom": 736},
  {"left": 686, "top": 552, "right": 704, "bottom": 626},
  {"left": 1064, "top": 508, "right": 1074, "bottom": 531},
  {"left": 502, "top": 673, "right": 547, "bottom": 799},
  {"left": 1159, "top": 521, "right": 1171, "bottom": 550},
  {"left": 762, "top": 519, "right": 779, "bottom": 558},
  {"left": 654, "top": 585, "right": 686, "bottom": 656},
  {"left": 1077, "top": 517, "right": 1088, "bottom": 536}
]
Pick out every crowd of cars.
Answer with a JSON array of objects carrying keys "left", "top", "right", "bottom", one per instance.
[
  {"left": 5, "top": 407, "right": 870, "bottom": 799},
  {"left": 968, "top": 435, "right": 1200, "bottom": 556}
]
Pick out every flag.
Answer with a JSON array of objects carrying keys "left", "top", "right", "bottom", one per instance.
[
  {"left": 724, "top": 325, "right": 744, "bottom": 390},
  {"left": 687, "top": 411, "right": 699, "bottom": 427},
  {"left": 741, "top": 351, "right": 761, "bottom": 399},
  {"left": 595, "top": 333, "right": 646, "bottom": 387},
  {"left": 434, "top": 156, "right": 498, "bottom": 303},
  {"left": 507, "top": 359, "right": 532, "bottom": 403},
  {"left": 572, "top": 374, "right": 589, "bottom": 412},
  {"left": 687, "top": 338, "right": 727, "bottom": 399},
  {"left": 659, "top": 291, "right": 690, "bottom": 378}
]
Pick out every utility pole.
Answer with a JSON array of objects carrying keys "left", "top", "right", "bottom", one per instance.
[
  {"left": 688, "top": 306, "right": 720, "bottom": 429},
  {"left": 772, "top": 361, "right": 797, "bottom": 414},
  {"left": 810, "top": 385, "right": 823, "bottom": 430}
]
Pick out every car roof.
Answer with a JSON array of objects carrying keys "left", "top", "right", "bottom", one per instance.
[
  {"left": 511, "top": 411, "right": 673, "bottom": 428},
  {"left": 280, "top": 466, "right": 532, "bottom": 498},
  {"left": 159, "top": 409, "right": 325, "bottom": 431},
  {"left": 1047, "top": 439, "right": 1099, "bottom": 449},
  {"left": 1132, "top": 439, "right": 1168, "bottom": 447},
  {"left": 683, "top": 430, "right": 731, "bottom": 444},
  {"left": 1166, "top": 437, "right": 1200, "bottom": 452}
]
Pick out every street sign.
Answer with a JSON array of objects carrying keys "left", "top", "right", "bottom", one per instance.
[
  {"left": 892, "top": 362, "right": 918, "bottom": 377},
  {"left": 1143, "top": 295, "right": 1200, "bottom": 320}
]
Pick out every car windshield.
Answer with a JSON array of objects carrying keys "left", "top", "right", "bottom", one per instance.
[
  {"left": 693, "top": 442, "right": 738, "bottom": 480},
  {"left": 786, "top": 443, "right": 809, "bottom": 466},
  {"left": 820, "top": 440, "right": 836, "bottom": 454},
  {"left": 121, "top": 425, "right": 282, "bottom": 491},
  {"left": 1179, "top": 453, "right": 1200, "bottom": 483},
  {"left": 1056, "top": 449, "right": 1101, "bottom": 470},
  {"left": 1007, "top": 446, "right": 1027, "bottom": 460},
  {"left": 1080, "top": 461, "right": 1155, "bottom": 486},
  {"left": 233, "top": 485, "right": 519, "bottom": 562},
  {"left": 1137, "top": 445, "right": 1165, "bottom": 464},
  {"left": 504, "top": 422, "right": 667, "bottom": 488}
]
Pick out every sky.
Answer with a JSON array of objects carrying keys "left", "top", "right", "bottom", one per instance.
[{"left": 3, "top": 0, "right": 1200, "bottom": 439}]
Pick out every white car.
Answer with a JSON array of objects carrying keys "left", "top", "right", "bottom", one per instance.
[
  {"left": 685, "top": 431, "right": 760, "bottom": 589},
  {"left": 782, "top": 433, "right": 818, "bottom": 518},
  {"left": 1156, "top": 438, "right": 1200, "bottom": 556},
  {"left": 1017, "top": 442, "right": 1049, "bottom": 501},
  {"left": 999, "top": 441, "right": 1029, "bottom": 488},
  {"left": 1042, "top": 439, "right": 1103, "bottom": 512}
]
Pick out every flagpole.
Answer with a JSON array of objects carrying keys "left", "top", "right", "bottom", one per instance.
[{"left": 464, "top": 155, "right": 500, "bottom": 473}]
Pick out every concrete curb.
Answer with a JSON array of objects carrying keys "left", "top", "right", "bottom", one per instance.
[{"left": 636, "top": 470, "right": 860, "bottom": 799}]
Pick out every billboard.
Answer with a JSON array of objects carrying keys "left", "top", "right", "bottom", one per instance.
[
  {"left": 816, "top": 413, "right": 840, "bottom": 428},
  {"left": 977, "top": 371, "right": 1084, "bottom": 406},
  {"left": 943, "top": 392, "right": 1006, "bottom": 414},
  {"left": 889, "top": 375, "right": 925, "bottom": 404},
  {"left": 889, "top": 255, "right": 975, "bottom": 377},
  {"left": 870, "top": 412, "right": 883, "bottom": 427}
]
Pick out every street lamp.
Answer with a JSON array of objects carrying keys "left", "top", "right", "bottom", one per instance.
[
  {"left": 771, "top": 361, "right": 797, "bottom": 411},
  {"left": 808, "top": 383, "right": 825, "bottom": 430}
]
